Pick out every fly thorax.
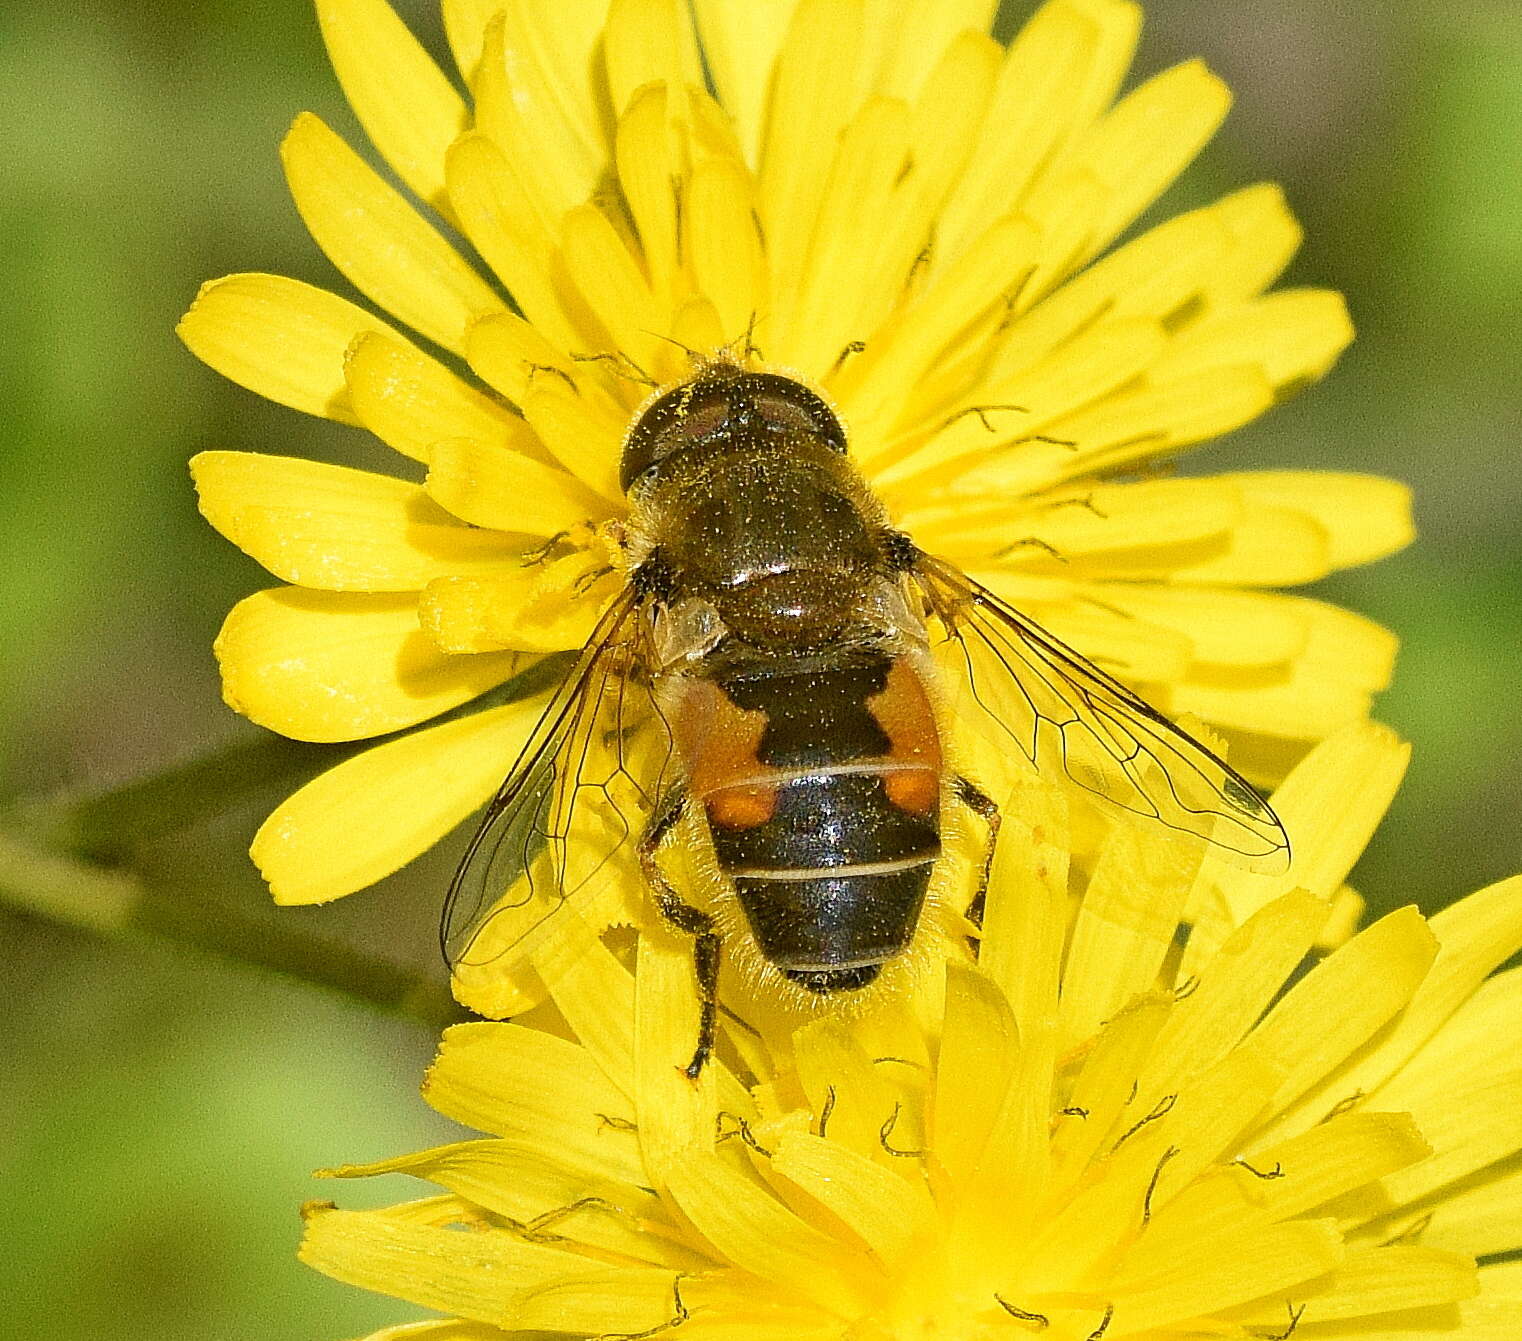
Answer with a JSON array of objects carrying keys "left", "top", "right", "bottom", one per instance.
[{"left": 713, "top": 567, "right": 870, "bottom": 651}]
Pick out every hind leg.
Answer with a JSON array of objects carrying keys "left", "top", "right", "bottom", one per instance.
[
  {"left": 639, "top": 789, "right": 720, "bottom": 1079},
  {"left": 953, "top": 775, "right": 1002, "bottom": 930}
]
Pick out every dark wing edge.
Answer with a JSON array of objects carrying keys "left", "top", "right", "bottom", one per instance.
[
  {"left": 910, "top": 551, "right": 1290, "bottom": 867},
  {"left": 439, "top": 586, "right": 667, "bottom": 971}
]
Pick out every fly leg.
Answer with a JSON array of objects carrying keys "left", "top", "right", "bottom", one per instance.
[
  {"left": 639, "top": 788, "right": 720, "bottom": 1079},
  {"left": 953, "top": 775, "right": 1002, "bottom": 932}
]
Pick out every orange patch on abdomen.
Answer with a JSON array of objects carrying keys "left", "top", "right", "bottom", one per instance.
[
  {"left": 705, "top": 784, "right": 779, "bottom": 830},
  {"left": 868, "top": 656, "right": 944, "bottom": 774},
  {"left": 884, "top": 768, "right": 939, "bottom": 816}
]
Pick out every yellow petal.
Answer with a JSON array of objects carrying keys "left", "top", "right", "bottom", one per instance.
[
  {"left": 932, "top": 963, "right": 1021, "bottom": 1185},
  {"left": 757, "top": 0, "right": 867, "bottom": 297},
  {"left": 793, "top": 1017, "right": 908, "bottom": 1163},
  {"left": 872, "top": 0, "right": 1001, "bottom": 100},
  {"left": 1204, "top": 181, "right": 1304, "bottom": 305},
  {"left": 908, "top": 476, "right": 1240, "bottom": 566},
  {"left": 661, "top": 1152, "right": 873, "bottom": 1315},
  {"left": 836, "top": 213, "right": 1039, "bottom": 433},
  {"left": 834, "top": 30, "right": 1000, "bottom": 345},
  {"left": 603, "top": 0, "right": 703, "bottom": 115},
  {"left": 1039, "top": 0, "right": 1142, "bottom": 160},
  {"left": 1035, "top": 59, "right": 1231, "bottom": 266},
  {"left": 192, "top": 451, "right": 522, "bottom": 592},
  {"left": 450, "top": 803, "right": 644, "bottom": 1023},
  {"left": 1049, "top": 993, "right": 1171, "bottom": 1181},
  {"left": 1050, "top": 364, "right": 1276, "bottom": 483},
  {"left": 634, "top": 925, "right": 716, "bottom": 1175},
  {"left": 1109, "top": 1220, "right": 1342, "bottom": 1333},
  {"left": 984, "top": 186, "right": 1259, "bottom": 382},
  {"left": 1137, "top": 1110, "right": 1429, "bottom": 1271},
  {"left": 1132, "top": 1032, "right": 1288, "bottom": 1189},
  {"left": 322, "top": 1138, "right": 697, "bottom": 1269},
  {"left": 351, "top": 1319, "right": 500, "bottom": 1341},
  {"left": 470, "top": 10, "right": 605, "bottom": 240},
  {"left": 1059, "top": 823, "right": 1203, "bottom": 1047},
  {"left": 770, "top": 1131, "right": 936, "bottom": 1268},
  {"left": 1087, "top": 584, "right": 1310, "bottom": 670},
  {"left": 441, "top": 0, "right": 502, "bottom": 84},
  {"left": 1185, "top": 723, "right": 1409, "bottom": 968},
  {"left": 344, "top": 331, "right": 525, "bottom": 464},
  {"left": 1168, "top": 602, "right": 1398, "bottom": 739},
  {"left": 939, "top": 365, "right": 1275, "bottom": 499},
  {"left": 518, "top": 378, "right": 628, "bottom": 502},
  {"left": 445, "top": 133, "right": 577, "bottom": 349},
  {"left": 1317, "top": 883, "right": 1367, "bottom": 948},
  {"left": 771, "top": 97, "right": 914, "bottom": 377},
  {"left": 1423, "top": 1160, "right": 1522, "bottom": 1259},
  {"left": 1248, "top": 907, "right": 1437, "bottom": 1124},
  {"left": 871, "top": 316, "right": 1166, "bottom": 486},
  {"left": 1152, "top": 288, "right": 1354, "bottom": 394},
  {"left": 559, "top": 202, "right": 666, "bottom": 374},
  {"left": 1119, "top": 504, "right": 1330, "bottom": 585},
  {"left": 426, "top": 436, "right": 608, "bottom": 537},
  {"left": 299, "top": 1204, "right": 680, "bottom": 1334},
  {"left": 1275, "top": 874, "right": 1522, "bottom": 1139},
  {"left": 479, "top": 0, "right": 612, "bottom": 167},
  {"left": 524, "top": 909, "right": 647, "bottom": 1103},
  {"left": 1142, "top": 892, "right": 1329, "bottom": 1100},
  {"left": 1367, "top": 968, "right": 1522, "bottom": 1206},
  {"left": 977, "top": 774, "right": 1070, "bottom": 1042},
  {"left": 178, "top": 273, "right": 395, "bottom": 423},
  {"left": 464, "top": 309, "right": 580, "bottom": 410},
  {"left": 315, "top": 0, "right": 467, "bottom": 219},
  {"left": 424, "top": 1021, "right": 643, "bottom": 1183},
  {"left": 1011, "top": 595, "right": 1193, "bottom": 685},
  {"left": 692, "top": 0, "right": 799, "bottom": 161},
  {"left": 685, "top": 155, "right": 768, "bottom": 341},
  {"left": 420, "top": 557, "right": 610, "bottom": 653},
  {"left": 215, "top": 587, "right": 521, "bottom": 742},
  {"left": 1221, "top": 470, "right": 1416, "bottom": 570},
  {"left": 613, "top": 84, "right": 682, "bottom": 311},
  {"left": 1229, "top": 1246, "right": 1476, "bottom": 1328},
  {"left": 253, "top": 693, "right": 546, "bottom": 904},
  {"left": 282, "top": 112, "right": 504, "bottom": 353},
  {"left": 934, "top": 0, "right": 1108, "bottom": 260}
]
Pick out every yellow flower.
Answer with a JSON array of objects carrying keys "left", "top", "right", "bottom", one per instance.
[
  {"left": 301, "top": 723, "right": 1522, "bottom": 1340},
  {"left": 181, "top": 0, "right": 1411, "bottom": 909}
]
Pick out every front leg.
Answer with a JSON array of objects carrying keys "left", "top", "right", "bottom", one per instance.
[{"left": 639, "top": 788, "right": 720, "bottom": 1079}]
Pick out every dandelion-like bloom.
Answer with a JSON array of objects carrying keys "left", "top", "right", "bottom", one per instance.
[
  {"left": 181, "top": 0, "right": 1410, "bottom": 915},
  {"left": 303, "top": 723, "right": 1522, "bottom": 1340}
]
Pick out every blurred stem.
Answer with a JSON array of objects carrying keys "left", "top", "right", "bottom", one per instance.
[
  {"left": 34, "top": 733, "right": 360, "bottom": 861},
  {"left": 35, "top": 654, "right": 570, "bottom": 861},
  {"left": 0, "top": 724, "right": 489, "bottom": 1029},
  {"left": 2, "top": 659, "right": 571, "bottom": 1027},
  {"left": 0, "top": 820, "right": 464, "bottom": 1028}
]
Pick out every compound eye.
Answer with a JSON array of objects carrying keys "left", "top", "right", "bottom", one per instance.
[
  {"left": 747, "top": 374, "right": 847, "bottom": 451},
  {"left": 676, "top": 393, "right": 733, "bottom": 440},
  {"left": 753, "top": 391, "right": 824, "bottom": 440},
  {"left": 621, "top": 381, "right": 735, "bottom": 489}
]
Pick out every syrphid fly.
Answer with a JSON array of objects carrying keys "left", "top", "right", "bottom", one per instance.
[{"left": 442, "top": 356, "right": 1289, "bottom": 1074}]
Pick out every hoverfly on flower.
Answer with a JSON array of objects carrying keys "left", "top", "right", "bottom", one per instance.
[
  {"left": 443, "top": 351, "right": 1288, "bottom": 1075},
  {"left": 181, "top": 0, "right": 1409, "bottom": 1067}
]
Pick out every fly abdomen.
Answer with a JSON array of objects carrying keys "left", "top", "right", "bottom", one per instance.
[
  {"left": 708, "top": 768, "right": 941, "bottom": 990},
  {"left": 663, "top": 636, "right": 947, "bottom": 993},
  {"left": 732, "top": 865, "right": 938, "bottom": 992}
]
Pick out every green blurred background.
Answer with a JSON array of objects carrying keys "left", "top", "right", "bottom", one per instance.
[{"left": 1, "top": 1, "right": 1518, "bottom": 1336}]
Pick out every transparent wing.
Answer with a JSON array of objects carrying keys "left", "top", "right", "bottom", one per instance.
[
  {"left": 439, "top": 587, "right": 674, "bottom": 974},
  {"left": 911, "top": 552, "right": 1289, "bottom": 866}
]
